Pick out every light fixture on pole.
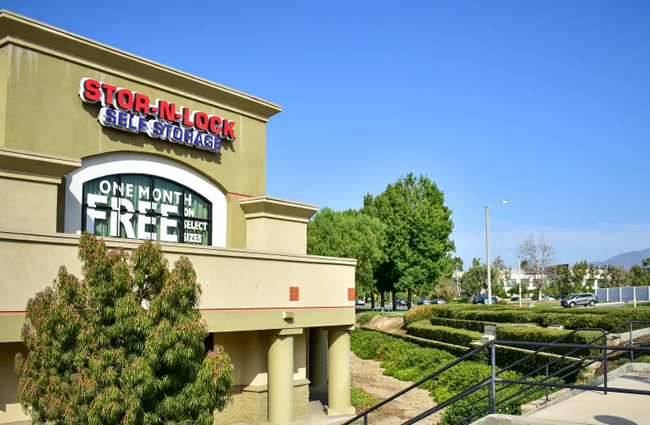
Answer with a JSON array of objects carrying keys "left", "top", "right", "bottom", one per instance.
[
  {"left": 508, "top": 253, "right": 522, "bottom": 308},
  {"left": 486, "top": 200, "right": 511, "bottom": 305}
]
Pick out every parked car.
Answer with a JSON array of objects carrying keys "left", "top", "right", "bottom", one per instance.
[
  {"left": 417, "top": 298, "right": 432, "bottom": 306},
  {"left": 472, "top": 295, "right": 498, "bottom": 304},
  {"left": 396, "top": 298, "right": 408, "bottom": 307},
  {"left": 561, "top": 293, "right": 598, "bottom": 308},
  {"left": 355, "top": 298, "right": 365, "bottom": 306},
  {"left": 511, "top": 295, "right": 520, "bottom": 301},
  {"left": 432, "top": 298, "right": 446, "bottom": 305}
]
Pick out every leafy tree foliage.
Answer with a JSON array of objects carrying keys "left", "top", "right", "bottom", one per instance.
[
  {"left": 460, "top": 258, "right": 505, "bottom": 298},
  {"left": 630, "top": 258, "right": 650, "bottom": 287},
  {"left": 570, "top": 261, "right": 589, "bottom": 291},
  {"left": 585, "top": 263, "right": 600, "bottom": 290},
  {"left": 16, "top": 233, "right": 233, "bottom": 425},
  {"left": 548, "top": 264, "right": 575, "bottom": 297},
  {"left": 599, "top": 264, "right": 632, "bottom": 288},
  {"left": 307, "top": 207, "right": 386, "bottom": 296},
  {"left": 362, "top": 173, "right": 455, "bottom": 306},
  {"left": 491, "top": 255, "right": 511, "bottom": 297}
]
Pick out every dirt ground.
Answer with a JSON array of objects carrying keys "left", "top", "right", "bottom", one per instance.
[
  {"left": 350, "top": 352, "right": 440, "bottom": 424},
  {"left": 351, "top": 314, "right": 439, "bottom": 424},
  {"left": 360, "top": 314, "right": 407, "bottom": 335}
]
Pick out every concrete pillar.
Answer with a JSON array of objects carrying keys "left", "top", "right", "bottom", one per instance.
[
  {"left": 268, "top": 328, "right": 302, "bottom": 424},
  {"left": 325, "top": 327, "right": 355, "bottom": 416},
  {"left": 309, "top": 327, "right": 328, "bottom": 393}
]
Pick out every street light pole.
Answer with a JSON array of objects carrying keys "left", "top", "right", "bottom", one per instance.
[{"left": 486, "top": 200, "right": 511, "bottom": 305}]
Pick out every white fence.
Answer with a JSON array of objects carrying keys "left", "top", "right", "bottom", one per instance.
[{"left": 597, "top": 286, "right": 650, "bottom": 302}]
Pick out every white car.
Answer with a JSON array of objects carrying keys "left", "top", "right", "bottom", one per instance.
[{"left": 355, "top": 298, "right": 365, "bottom": 306}]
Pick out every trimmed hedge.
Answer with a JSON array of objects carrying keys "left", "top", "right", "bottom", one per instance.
[
  {"left": 495, "top": 326, "right": 605, "bottom": 357},
  {"left": 407, "top": 321, "right": 482, "bottom": 347},
  {"left": 430, "top": 317, "right": 496, "bottom": 333},
  {"left": 362, "top": 325, "right": 469, "bottom": 357},
  {"left": 405, "top": 304, "right": 650, "bottom": 331}
]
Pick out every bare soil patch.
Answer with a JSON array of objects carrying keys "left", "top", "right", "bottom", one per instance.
[
  {"left": 363, "top": 315, "right": 406, "bottom": 335},
  {"left": 350, "top": 352, "right": 439, "bottom": 424}
]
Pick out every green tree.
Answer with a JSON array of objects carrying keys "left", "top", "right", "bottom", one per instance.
[
  {"left": 548, "top": 264, "right": 574, "bottom": 297},
  {"left": 491, "top": 255, "right": 511, "bottom": 297},
  {"left": 460, "top": 258, "right": 504, "bottom": 298},
  {"left": 16, "top": 233, "right": 234, "bottom": 425},
  {"left": 630, "top": 258, "right": 650, "bottom": 287},
  {"left": 600, "top": 264, "right": 632, "bottom": 288},
  {"left": 570, "top": 261, "right": 589, "bottom": 292},
  {"left": 586, "top": 264, "right": 600, "bottom": 291},
  {"left": 362, "top": 173, "right": 455, "bottom": 308},
  {"left": 307, "top": 207, "right": 386, "bottom": 301}
]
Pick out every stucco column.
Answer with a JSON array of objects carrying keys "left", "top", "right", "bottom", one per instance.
[
  {"left": 325, "top": 326, "right": 355, "bottom": 416},
  {"left": 268, "top": 328, "right": 302, "bottom": 425},
  {"left": 309, "top": 327, "right": 328, "bottom": 392}
]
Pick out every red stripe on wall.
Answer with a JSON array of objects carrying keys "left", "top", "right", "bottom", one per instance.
[
  {"left": 0, "top": 306, "right": 355, "bottom": 315},
  {"left": 228, "top": 193, "right": 251, "bottom": 199}
]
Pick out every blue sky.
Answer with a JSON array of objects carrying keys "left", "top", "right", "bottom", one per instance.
[{"left": 5, "top": 1, "right": 650, "bottom": 269}]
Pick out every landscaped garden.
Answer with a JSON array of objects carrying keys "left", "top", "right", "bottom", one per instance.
[{"left": 351, "top": 304, "right": 650, "bottom": 424}]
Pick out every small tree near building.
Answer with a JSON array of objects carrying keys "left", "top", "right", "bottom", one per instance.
[
  {"left": 16, "top": 233, "right": 234, "bottom": 425},
  {"left": 517, "top": 234, "right": 554, "bottom": 300}
]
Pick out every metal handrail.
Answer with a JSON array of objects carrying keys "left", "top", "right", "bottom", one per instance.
[
  {"left": 452, "top": 327, "right": 606, "bottom": 419},
  {"left": 348, "top": 321, "right": 650, "bottom": 425},
  {"left": 341, "top": 341, "right": 492, "bottom": 425}
]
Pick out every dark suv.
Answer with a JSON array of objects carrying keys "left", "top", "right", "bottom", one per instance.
[{"left": 561, "top": 293, "right": 598, "bottom": 308}]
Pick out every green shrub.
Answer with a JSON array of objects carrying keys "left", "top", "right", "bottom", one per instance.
[
  {"left": 495, "top": 326, "right": 605, "bottom": 356},
  {"left": 407, "top": 321, "right": 482, "bottom": 347},
  {"left": 406, "top": 304, "right": 650, "bottom": 331},
  {"left": 469, "top": 343, "right": 584, "bottom": 383},
  {"left": 430, "top": 317, "right": 496, "bottom": 333}
]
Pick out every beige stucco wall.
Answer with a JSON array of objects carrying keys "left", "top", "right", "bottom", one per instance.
[
  {"left": 0, "top": 175, "right": 58, "bottom": 233},
  {"left": 0, "top": 231, "right": 356, "bottom": 342},
  {"left": 0, "top": 46, "right": 7, "bottom": 146},
  {"left": 245, "top": 217, "right": 309, "bottom": 255},
  {"left": 0, "top": 343, "right": 29, "bottom": 424}
]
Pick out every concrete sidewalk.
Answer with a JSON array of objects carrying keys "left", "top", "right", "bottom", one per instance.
[{"left": 527, "top": 372, "right": 650, "bottom": 425}]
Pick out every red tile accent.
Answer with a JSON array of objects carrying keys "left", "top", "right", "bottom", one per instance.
[
  {"left": 348, "top": 288, "right": 356, "bottom": 301},
  {"left": 290, "top": 286, "right": 300, "bottom": 302}
]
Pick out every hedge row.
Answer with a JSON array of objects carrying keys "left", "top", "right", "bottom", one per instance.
[
  {"left": 495, "top": 326, "right": 605, "bottom": 357},
  {"left": 407, "top": 321, "right": 482, "bottom": 347},
  {"left": 405, "top": 304, "right": 650, "bottom": 331},
  {"left": 430, "top": 317, "right": 496, "bottom": 333},
  {"left": 402, "top": 323, "right": 584, "bottom": 382},
  {"left": 361, "top": 325, "right": 469, "bottom": 357}
]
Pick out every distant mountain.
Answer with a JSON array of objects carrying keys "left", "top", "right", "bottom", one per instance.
[{"left": 591, "top": 248, "right": 650, "bottom": 268}]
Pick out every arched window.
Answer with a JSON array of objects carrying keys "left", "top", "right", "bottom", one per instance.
[{"left": 82, "top": 174, "right": 212, "bottom": 245}]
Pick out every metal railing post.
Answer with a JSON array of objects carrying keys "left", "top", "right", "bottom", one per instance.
[
  {"left": 363, "top": 413, "right": 368, "bottom": 425},
  {"left": 490, "top": 341, "right": 497, "bottom": 414},
  {"left": 603, "top": 336, "right": 607, "bottom": 395},
  {"left": 630, "top": 322, "right": 635, "bottom": 363},
  {"left": 545, "top": 364, "right": 549, "bottom": 403}
]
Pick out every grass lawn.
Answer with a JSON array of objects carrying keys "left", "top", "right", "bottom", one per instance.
[{"left": 621, "top": 302, "right": 650, "bottom": 308}]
